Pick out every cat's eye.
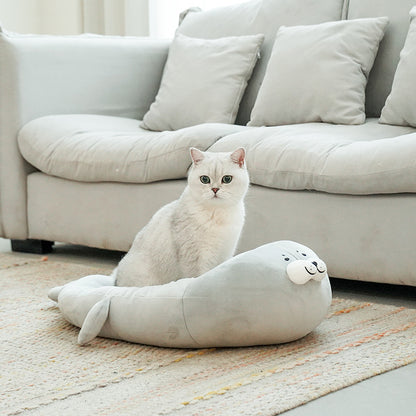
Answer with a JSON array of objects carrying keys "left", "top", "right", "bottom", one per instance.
[
  {"left": 222, "top": 175, "right": 233, "bottom": 184},
  {"left": 200, "top": 175, "right": 211, "bottom": 184}
]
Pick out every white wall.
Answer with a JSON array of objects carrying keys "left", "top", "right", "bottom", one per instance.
[
  {"left": 82, "top": 0, "right": 149, "bottom": 36},
  {"left": 0, "top": 0, "right": 149, "bottom": 35},
  {"left": 0, "top": 0, "right": 40, "bottom": 33},
  {"left": 125, "top": 0, "right": 149, "bottom": 36},
  {"left": 38, "top": 0, "right": 83, "bottom": 35}
]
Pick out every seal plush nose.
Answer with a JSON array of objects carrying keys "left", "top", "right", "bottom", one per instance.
[{"left": 287, "top": 258, "right": 328, "bottom": 284}]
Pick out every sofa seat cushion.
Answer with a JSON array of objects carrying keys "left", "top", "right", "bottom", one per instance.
[
  {"left": 18, "top": 114, "right": 247, "bottom": 183},
  {"left": 209, "top": 118, "right": 416, "bottom": 195}
]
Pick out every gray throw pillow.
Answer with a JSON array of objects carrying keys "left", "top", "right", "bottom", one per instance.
[
  {"left": 141, "top": 33, "right": 264, "bottom": 131},
  {"left": 380, "top": 7, "right": 416, "bottom": 126},
  {"left": 248, "top": 17, "right": 388, "bottom": 127}
]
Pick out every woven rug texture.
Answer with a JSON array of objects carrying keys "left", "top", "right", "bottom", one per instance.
[{"left": 1, "top": 253, "right": 416, "bottom": 416}]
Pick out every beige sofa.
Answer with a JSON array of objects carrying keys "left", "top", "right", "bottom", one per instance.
[{"left": 1, "top": 0, "right": 416, "bottom": 286}]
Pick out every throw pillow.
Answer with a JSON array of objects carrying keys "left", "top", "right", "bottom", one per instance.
[
  {"left": 141, "top": 33, "right": 264, "bottom": 131},
  {"left": 248, "top": 17, "right": 388, "bottom": 127},
  {"left": 379, "top": 7, "right": 416, "bottom": 126}
]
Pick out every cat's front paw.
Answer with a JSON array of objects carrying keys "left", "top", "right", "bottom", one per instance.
[{"left": 287, "top": 259, "right": 327, "bottom": 285}]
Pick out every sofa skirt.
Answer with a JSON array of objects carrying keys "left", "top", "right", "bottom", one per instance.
[{"left": 27, "top": 172, "right": 416, "bottom": 286}]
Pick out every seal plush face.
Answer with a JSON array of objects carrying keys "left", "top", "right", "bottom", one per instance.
[
  {"left": 276, "top": 241, "right": 328, "bottom": 285},
  {"left": 286, "top": 258, "right": 327, "bottom": 284}
]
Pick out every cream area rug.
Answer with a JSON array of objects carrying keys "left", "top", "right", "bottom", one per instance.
[{"left": 1, "top": 253, "right": 416, "bottom": 416}]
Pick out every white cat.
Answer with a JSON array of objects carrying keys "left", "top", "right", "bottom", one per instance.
[{"left": 115, "top": 147, "right": 249, "bottom": 287}]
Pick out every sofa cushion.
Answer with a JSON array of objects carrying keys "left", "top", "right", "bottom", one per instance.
[
  {"left": 379, "top": 7, "right": 416, "bottom": 127},
  {"left": 178, "top": 0, "right": 345, "bottom": 125},
  {"left": 248, "top": 17, "right": 388, "bottom": 127},
  {"left": 347, "top": 0, "right": 416, "bottom": 117},
  {"left": 18, "top": 115, "right": 247, "bottom": 183},
  {"left": 209, "top": 119, "right": 416, "bottom": 195},
  {"left": 141, "top": 33, "right": 264, "bottom": 131}
]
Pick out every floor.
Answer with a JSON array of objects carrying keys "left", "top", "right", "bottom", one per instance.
[{"left": 1, "top": 237, "right": 415, "bottom": 415}]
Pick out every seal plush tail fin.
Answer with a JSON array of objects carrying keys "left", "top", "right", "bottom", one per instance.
[
  {"left": 78, "top": 297, "right": 111, "bottom": 345},
  {"left": 48, "top": 285, "right": 64, "bottom": 302}
]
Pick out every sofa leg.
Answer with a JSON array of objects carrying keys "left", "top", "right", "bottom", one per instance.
[{"left": 11, "top": 239, "right": 54, "bottom": 254}]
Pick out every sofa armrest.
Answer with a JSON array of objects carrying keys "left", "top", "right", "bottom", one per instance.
[{"left": 0, "top": 29, "right": 170, "bottom": 239}]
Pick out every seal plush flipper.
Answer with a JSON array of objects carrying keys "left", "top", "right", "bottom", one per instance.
[{"left": 78, "top": 297, "right": 111, "bottom": 345}]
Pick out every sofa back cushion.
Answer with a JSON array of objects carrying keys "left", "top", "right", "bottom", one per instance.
[
  {"left": 347, "top": 0, "right": 416, "bottom": 117},
  {"left": 178, "top": 0, "right": 344, "bottom": 125}
]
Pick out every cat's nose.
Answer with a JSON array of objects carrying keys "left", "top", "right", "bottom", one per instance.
[{"left": 212, "top": 188, "right": 219, "bottom": 194}]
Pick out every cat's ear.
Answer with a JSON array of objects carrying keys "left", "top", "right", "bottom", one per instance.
[
  {"left": 190, "top": 148, "right": 205, "bottom": 165},
  {"left": 230, "top": 148, "right": 246, "bottom": 168}
]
